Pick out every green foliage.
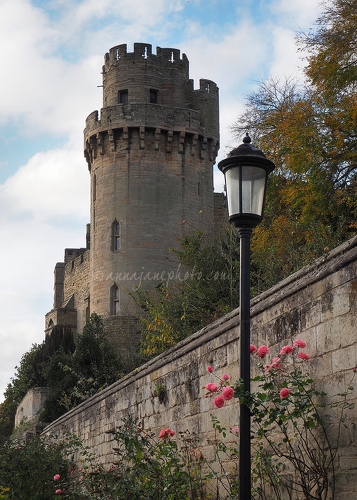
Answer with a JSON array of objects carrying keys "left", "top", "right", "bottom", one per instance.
[
  {"left": 0, "top": 397, "right": 17, "bottom": 447},
  {"left": 52, "top": 418, "right": 210, "bottom": 499},
  {"left": 0, "top": 315, "right": 124, "bottom": 433},
  {"left": 0, "top": 326, "right": 76, "bottom": 436},
  {"left": 206, "top": 416, "right": 239, "bottom": 499},
  {"left": 0, "top": 343, "right": 46, "bottom": 443},
  {"left": 55, "top": 314, "right": 124, "bottom": 413},
  {"left": 43, "top": 324, "right": 76, "bottom": 358},
  {"left": 0, "top": 435, "right": 73, "bottom": 500},
  {"left": 300, "top": 0, "right": 357, "bottom": 95},
  {"left": 39, "top": 350, "right": 78, "bottom": 423},
  {"left": 134, "top": 229, "right": 240, "bottom": 358}
]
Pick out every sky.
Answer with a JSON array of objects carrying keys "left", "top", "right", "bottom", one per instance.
[{"left": 0, "top": 0, "right": 323, "bottom": 402}]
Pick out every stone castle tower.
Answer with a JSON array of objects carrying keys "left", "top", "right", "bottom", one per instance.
[{"left": 45, "top": 42, "right": 220, "bottom": 337}]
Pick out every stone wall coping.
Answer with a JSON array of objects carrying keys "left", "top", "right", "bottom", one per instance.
[
  {"left": 43, "top": 235, "right": 357, "bottom": 434},
  {"left": 250, "top": 234, "right": 357, "bottom": 315}
]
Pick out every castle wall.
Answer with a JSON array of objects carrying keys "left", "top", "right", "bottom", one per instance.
[
  {"left": 53, "top": 263, "right": 65, "bottom": 309},
  {"left": 45, "top": 249, "right": 90, "bottom": 334},
  {"left": 62, "top": 249, "right": 90, "bottom": 333},
  {"left": 15, "top": 388, "right": 49, "bottom": 427},
  {"left": 43, "top": 236, "right": 357, "bottom": 499}
]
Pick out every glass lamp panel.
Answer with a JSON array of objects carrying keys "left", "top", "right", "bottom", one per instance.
[
  {"left": 241, "top": 166, "right": 266, "bottom": 216},
  {"left": 225, "top": 167, "right": 241, "bottom": 217}
]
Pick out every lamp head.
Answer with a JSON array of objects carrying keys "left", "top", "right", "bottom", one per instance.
[{"left": 218, "top": 134, "right": 275, "bottom": 228}]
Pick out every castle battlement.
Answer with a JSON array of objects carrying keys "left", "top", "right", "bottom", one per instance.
[
  {"left": 104, "top": 43, "right": 189, "bottom": 73},
  {"left": 94, "top": 42, "right": 219, "bottom": 133}
]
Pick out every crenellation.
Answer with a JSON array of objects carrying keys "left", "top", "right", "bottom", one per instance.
[
  {"left": 134, "top": 42, "right": 153, "bottom": 59},
  {"left": 85, "top": 110, "right": 99, "bottom": 128},
  {"left": 198, "top": 78, "right": 218, "bottom": 95},
  {"left": 157, "top": 47, "right": 180, "bottom": 64},
  {"left": 103, "top": 43, "right": 188, "bottom": 77}
]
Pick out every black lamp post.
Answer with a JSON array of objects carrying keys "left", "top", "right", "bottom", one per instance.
[{"left": 218, "top": 133, "right": 275, "bottom": 500}]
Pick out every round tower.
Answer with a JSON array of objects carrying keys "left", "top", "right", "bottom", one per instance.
[{"left": 84, "top": 42, "right": 219, "bottom": 320}]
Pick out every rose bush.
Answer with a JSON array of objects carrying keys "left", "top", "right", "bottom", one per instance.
[
  {"left": 41, "top": 340, "right": 354, "bottom": 499},
  {"left": 205, "top": 339, "right": 355, "bottom": 499}
]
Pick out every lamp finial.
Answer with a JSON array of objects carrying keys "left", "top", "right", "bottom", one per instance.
[{"left": 243, "top": 133, "right": 251, "bottom": 144}]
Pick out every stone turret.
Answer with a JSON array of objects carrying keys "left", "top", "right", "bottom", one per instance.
[
  {"left": 46, "top": 42, "right": 220, "bottom": 339},
  {"left": 84, "top": 43, "right": 219, "bottom": 321}
]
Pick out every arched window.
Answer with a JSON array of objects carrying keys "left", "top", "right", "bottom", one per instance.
[
  {"left": 111, "top": 284, "right": 120, "bottom": 315},
  {"left": 112, "top": 220, "right": 120, "bottom": 251}
]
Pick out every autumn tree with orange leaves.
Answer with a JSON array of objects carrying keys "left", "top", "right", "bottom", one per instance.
[{"left": 232, "top": 0, "right": 357, "bottom": 289}]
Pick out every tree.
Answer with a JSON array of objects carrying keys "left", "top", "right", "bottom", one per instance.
[
  {"left": 56, "top": 313, "right": 124, "bottom": 412},
  {"left": 134, "top": 229, "right": 240, "bottom": 358},
  {"left": 0, "top": 344, "right": 46, "bottom": 443},
  {"left": 0, "top": 435, "right": 74, "bottom": 500},
  {"left": 0, "top": 318, "right": 124, "bottom": 432},
  {"left": 0, "top": 326, "right": 77, "bottom": 437},
  {"left": 231, "top": 0, "right": 357, "bottom": 284},
  {"left": 300, "top": 0, "right": 357, "bottom": 214},
  {"left": 301, "top": 0, "right": 357, "bottom": 95}
]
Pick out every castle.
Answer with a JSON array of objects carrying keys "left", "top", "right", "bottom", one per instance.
[{"left": 45, "top": 42, "right": 222, "bottom": 338}]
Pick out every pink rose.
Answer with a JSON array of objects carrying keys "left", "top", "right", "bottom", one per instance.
[
  {"left": 54, "top": 474, "right": 60, "bottom": 481},
  {"left": 213, "top": 395, "right": 225, "bottom": 408},
  {"left": 207, "top": 365, "right": 213, "bottom": 373},
  {"left": 297, "top": 352, "right": 309, "bottom": 360},
  {"left": 293, "top": 339, "right": 306, "bottom": 348},
  {"left": 280, "top": 345, "right": 294, "bottom": 355},
  {"left": 257, "top": 345, "right": 269, "bottom": 358},
  {"left": 271, "top": 357, "right": 281, "bottom": 369},
  {"left": 206, "top": 383, "right": 219, "bottom": 392},
  {"left": 250, "top": 344, "right": 257, "bottom": 354},
  {"left": 55, "top": 490, "right": 62, "bottom": 495},
  {"left": 230, "top": 426, "right": 240, "bottom": 435},
  {"left": 222, "top": 386, "right": 234, "bottom": 400},
  {"left": 280, "top": 388, "right": 290, "bottom": 399},
  {"left": 159, "top": 428, "right": 175, "bottom": 438},
  {"left": 222, "top": 374, "right": 229, "bottom": 381}
]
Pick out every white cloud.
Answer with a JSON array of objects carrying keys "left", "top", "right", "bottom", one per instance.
[
  {"left": 0, "top": 142, "right": 89, "bottom": 401},
  {"left": 0, "top": 146, "right": 89, "bottom": 222},
  {"left": 269, "top": 26, "right": 306, "bottom": 80},
  {"left": 0, "top": 217, "right": 88, "bottom": 399},
  {"left": 0, "top": 0, "right": 324, "bottom": 402},
  {"left": 270, "top": 0, "right": 323, "bottom": 29}
]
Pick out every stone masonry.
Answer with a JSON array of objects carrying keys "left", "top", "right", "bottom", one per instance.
[
  {"left": 43, "top": 235, "right": 357, "bottom": 499},
  {"left": 15, "top": 388, "right": 50, "bottom": 428},
  {"left": 45, "top": 42, "right": 220, "bottom": 337}
]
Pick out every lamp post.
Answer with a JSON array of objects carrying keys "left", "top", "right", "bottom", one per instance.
[{"left": 218, "top": 134, "right": 275, "bottom": 500}]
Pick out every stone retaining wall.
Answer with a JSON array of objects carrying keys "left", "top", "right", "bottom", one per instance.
[{"left": 43, "top": 236, "right": 357, "bottom": 498}]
